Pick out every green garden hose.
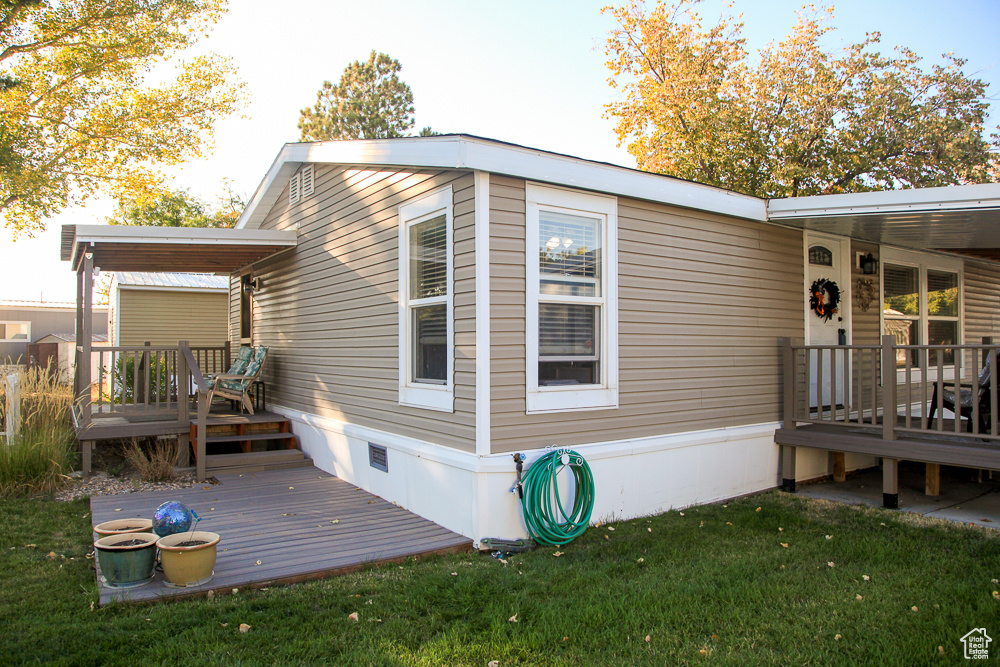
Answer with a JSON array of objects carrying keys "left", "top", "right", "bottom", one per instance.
[{"left": 518, "top": 449, "right": 595, "bottom": 546}]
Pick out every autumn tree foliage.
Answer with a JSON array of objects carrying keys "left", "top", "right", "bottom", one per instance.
[
  {"left": 0, "top": 0, "right": 244, "bottom": 235},
  {"left": 603, "top": 0, "right": 999, "bottom": 197},
  {"left": 105, "top": 185, "right": 244, "bottom": 228},
  {"left": 298, "top": 51, "right": 418, "bottom": 141}
]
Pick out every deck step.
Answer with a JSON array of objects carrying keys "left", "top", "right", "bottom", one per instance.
[
  {"left": 205, "top": 449, "right": 312, "bottom": 475},
  {"left": 204, "top": 432, "right": 298, "bottom": 445}
]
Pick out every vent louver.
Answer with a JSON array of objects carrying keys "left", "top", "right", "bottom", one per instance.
[
  {"left": 301, "top": 165, "right": 314, "bottom": 198},
  {"left": 368, "top": 443, "right": 388, "bottom": 472}
]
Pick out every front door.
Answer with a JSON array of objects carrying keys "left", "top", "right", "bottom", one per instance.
[{"left": 805, "top": 234, "right": 851, "bottom": 412}]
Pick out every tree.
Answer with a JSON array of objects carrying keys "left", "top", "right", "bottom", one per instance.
[
  {"left": 105, "top": 185, "right": 243, "bottom": 228},
  {"left": 603, "top": 0, "right": 999, "bottom": 198},
  {"left": 298, "top": 51, "right": 416, "bottom": 141},
  {"left": 0, "top": 0, "right": 243, "bottom": 236}
]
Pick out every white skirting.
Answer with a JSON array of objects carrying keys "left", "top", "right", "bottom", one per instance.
[{"left": 272, "top": 404, "right": 783, "bottom": 545}]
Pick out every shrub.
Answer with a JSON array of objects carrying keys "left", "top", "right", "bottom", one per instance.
[
  {"left": 123, "top": 438, "right": 178, "bottom": 482},
  {"left": 0, "top": 367, "right": 75, "bottom": 496},
  {"left": 108, "top": 353, "right": 172, "bottom": 405}
]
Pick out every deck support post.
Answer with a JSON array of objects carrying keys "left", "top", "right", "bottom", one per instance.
[
  {"left": 781, "top": 445, "right": 797, "bottom": 493},
  {"left": 883, "top": 457, "right": 899, "bottom": 509},
  {"left": 176, "top": 433, "right": 190, "bottom": 468},
  {"left": 925, "top": 462, "right": 941, "bottom": 497},
  {"left": 195, "top": 390, "right": 208, "bottom": 482},
  {"left": 832, "top": 452, "right": 846, "bottom": 483},
  {"left": 81, "top": 440, "right": 94, "bottom": 477}
]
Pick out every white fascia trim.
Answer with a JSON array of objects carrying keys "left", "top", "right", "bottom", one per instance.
[
  {"left": 117, "top": 285, "right": 229, "bottom": 294},
  {"left": 474, "top": 171, "right": 491, "bottom": 456},
  {"left": 237, "top": 137, "right": 767, "bottom": 230},
  {"left": 768, "top": 183, "right": 1000, "bottom": 220},
  {"left": 272, "top": 402, "right": 778, "bottom": 475},
  {"left": 70, "top": 224, "right": 297, "bottom": 248}
]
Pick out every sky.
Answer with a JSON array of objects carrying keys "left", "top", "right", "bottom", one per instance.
[{"left": 2, "top": 0, "right": 999, "bottom": 304}]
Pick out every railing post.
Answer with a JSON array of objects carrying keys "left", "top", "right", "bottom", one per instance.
[
  {"left": 136, "top": 341, "right": 149, "bottom": 406},
  {"left": 177, "top": 343, "right": 191, "bottom": 469},
  {"left": 881, "top": 334, "right": 897, "bottom": 441},
  {"left": 196, "top": 386, "right": 208, "bottom": 482},
  {"left": 782, "top": 337, "right": 796, "bottom": 430}
]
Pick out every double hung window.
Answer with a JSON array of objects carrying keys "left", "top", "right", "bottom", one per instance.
[
  {"left": 398, "top": 187, "right": 453, "bottom": 411},
  {"left": 526, "top": 184, "right": 617, "bottom": 413}
]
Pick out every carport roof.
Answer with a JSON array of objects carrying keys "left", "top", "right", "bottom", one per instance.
[{"left": 61, "top": 225, "right": 297, "bottom": 273}]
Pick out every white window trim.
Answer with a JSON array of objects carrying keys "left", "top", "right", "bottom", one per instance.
[
  {"left": 880, "top": 247, "right": 964, "bottom": 381},
  {"left": 526, "top": 183, "right": 618, "bottom": 414},
  {"left": 398, "top": 186, "right": 454, "bottom": 412},
  {"left": 0, "top": 321, "right": 30, "bottom": 342}
]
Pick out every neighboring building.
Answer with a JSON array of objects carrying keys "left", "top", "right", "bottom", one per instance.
[
  {"left": 108, "top": 272, "right": 229, "bottom": 347},
  {"left": 0, "top": 300, "right": 107, "bottom": 365},
  {"left": 29, "top": 333, "right": 109, "bottom": 383}
]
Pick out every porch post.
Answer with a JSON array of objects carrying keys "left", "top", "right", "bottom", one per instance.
[
  {"left": 881, "top": 335, "right": 896, "bottom": 441},
  {"left": 882, "top": 457, "right": 899, "bottom": 509},
  {"left": 74, "top": 264, "right": 84, "bottom": 398},
  {"left": 781, "top": 338, "right": 796, "bottom": 431},
  {"left": 79, "top": 253, "right": 93, "bottom": 429}
]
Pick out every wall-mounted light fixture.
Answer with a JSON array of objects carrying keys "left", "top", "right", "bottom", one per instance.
[
  {"left": 241, "top": 275, "right": 262, "bottom": 295},
  {"left": 860, "top": 252, "right": 877, "bottom": 275}
]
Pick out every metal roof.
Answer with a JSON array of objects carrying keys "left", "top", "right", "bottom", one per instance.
[
  {"left": 114, "top": 272, "right": 229, "bottom": 291},
  {"left": 0, "top": 299, "right": 107, "bottom": 310}
]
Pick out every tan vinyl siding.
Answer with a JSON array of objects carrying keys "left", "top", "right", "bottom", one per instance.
[
  {"left": 490, "top": 177, "right": 804, "bottom": 452},
  {"left": 243, "top": 166, "right": 477, "bottom": 452},
  {"left": 964, "top": 258, "right": 1000, "bottom": 342},
  {"left": 118, "top": 290, "right": 228, "bottom": 347},
  {"left": 850, "top": 240, "right": 881, "bottom": 344}
]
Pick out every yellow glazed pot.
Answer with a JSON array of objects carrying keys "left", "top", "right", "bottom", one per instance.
[
  {"left": 156, "top": 531, "right": 220, "bottom": 587},
  {"left": 94, "top": 518, "right": 154, "bottom": 541}
]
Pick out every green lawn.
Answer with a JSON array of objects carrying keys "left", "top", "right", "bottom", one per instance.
[{"left": 2, "top": 491, "right": 997, "bottom": 666}]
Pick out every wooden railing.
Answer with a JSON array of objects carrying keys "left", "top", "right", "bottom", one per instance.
[{"left": 783, "top": 336, "right": 999, "bottom": 441}]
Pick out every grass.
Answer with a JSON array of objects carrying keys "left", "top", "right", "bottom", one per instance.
[
  {"left": 0, "top": 368, "right": 76, "bottom": 496},
  {"left": 1, "top": 491, "right": 998, "bottom": 666}
]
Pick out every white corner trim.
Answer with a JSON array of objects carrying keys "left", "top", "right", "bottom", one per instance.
[{"left": 474, "top": 171, "right": 491, "bottom": 457}]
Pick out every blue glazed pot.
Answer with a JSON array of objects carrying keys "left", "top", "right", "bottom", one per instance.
[{"left": 94, "top": 533, "right": 159, "bottom": 588}]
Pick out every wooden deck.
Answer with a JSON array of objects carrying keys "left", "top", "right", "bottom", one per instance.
[{"left": 90, "top": 467, "right": 472, "bottom": 605}]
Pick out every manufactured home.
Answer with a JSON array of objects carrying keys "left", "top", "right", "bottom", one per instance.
[{"left": 61, "top": 135, "right": 1000, "bottom": 543}]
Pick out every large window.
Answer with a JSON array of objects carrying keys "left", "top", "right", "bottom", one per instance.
[
  {"left": 398, "top": 187, "right": 453, "bottom": 411},
  {"left": 881, "top": 249, "right": 962, "bottom": 367},
  {"left": 527, "top": 184, "right": 618, "bottom": 413},
  {"left": 0, "top": 322, "right": 29, "bottom": 341}
]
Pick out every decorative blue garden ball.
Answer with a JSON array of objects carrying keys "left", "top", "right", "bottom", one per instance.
[{"left": 152, "top": 501, "right": 193, "bottom": 537}]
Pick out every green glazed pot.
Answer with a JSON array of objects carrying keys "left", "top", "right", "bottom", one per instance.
[{"left": 94, "top": 532, "right": 159, "bottom": 588}]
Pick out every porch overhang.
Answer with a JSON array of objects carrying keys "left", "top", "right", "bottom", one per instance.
[
  {"left": 767, "top": 183, "right": 1000, "bottom": 260},
  {"left": 60, "top": 224, "right": 298, "bottom": 273}
]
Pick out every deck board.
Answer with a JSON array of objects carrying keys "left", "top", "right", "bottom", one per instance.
[{"left": 90, "top": 468, "right": 472, "bottom": 605}]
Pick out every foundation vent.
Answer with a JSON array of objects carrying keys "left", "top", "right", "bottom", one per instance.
[{"left": 368, "top": 443, "right": 388, "bottom": 472}]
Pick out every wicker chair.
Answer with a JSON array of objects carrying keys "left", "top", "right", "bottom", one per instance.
[{"left": 204, "top": 345, "right": 268, "bottom": 414}]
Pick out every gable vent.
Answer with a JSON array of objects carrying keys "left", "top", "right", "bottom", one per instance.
[
  {"left": 301, "top": 164, "right": 314, "bottom": 198},
  {"left": 288, "top": 172, "right": 301, "bottom": 205},
  {"left": 368, "top": 443, "right": 388, "bottom": 472}
]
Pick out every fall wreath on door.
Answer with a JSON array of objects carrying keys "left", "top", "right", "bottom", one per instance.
[{"left": 809, "top": 279, "right": 840, "bottom": 322}]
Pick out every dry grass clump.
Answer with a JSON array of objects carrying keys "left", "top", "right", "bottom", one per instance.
[
  {"left": 123, "top": 438, "right": 179, "bottom": 482},
  {"left": 0, "top": 367, "right": 75, "bottom": 496}
]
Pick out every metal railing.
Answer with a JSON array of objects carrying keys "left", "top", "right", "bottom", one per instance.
[{"left": 783, "top": 336, "right": 999, "bottom": 441}]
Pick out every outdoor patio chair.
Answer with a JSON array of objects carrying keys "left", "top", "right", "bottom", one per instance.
[
  {"left": 203, "top": 345, "right": 268, "bottom": 414},
  {"left": 926, "top": 352, "right": 994, "bottom": 433}
]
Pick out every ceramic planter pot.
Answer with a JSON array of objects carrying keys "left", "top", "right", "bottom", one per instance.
[
  {"left": 94, "top": 532, "right": 159, "bottom": 588},
  {"left": 156, "top": 531, "right": 220, "bottom": 587},
  {"left": 94, "top": 518, "right": 153, "bottom": 541}
]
